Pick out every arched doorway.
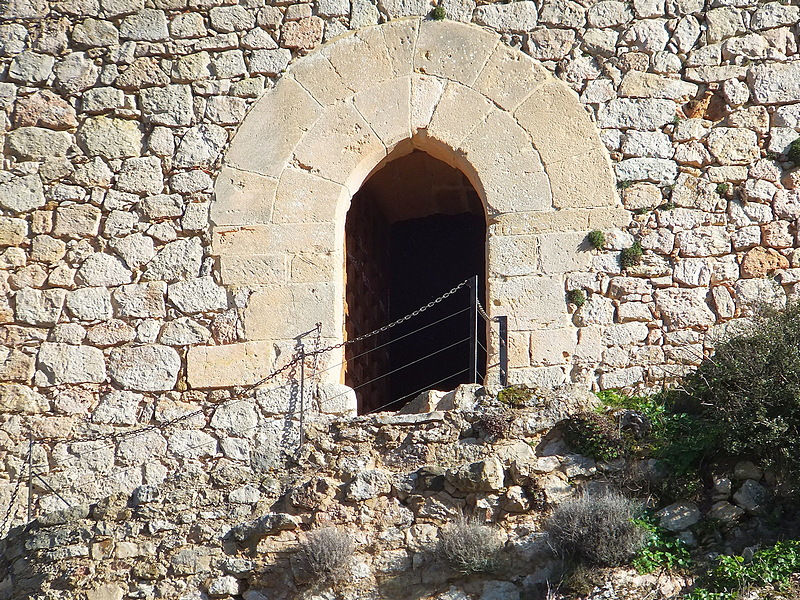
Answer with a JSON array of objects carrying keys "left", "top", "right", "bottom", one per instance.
[{"left": 344, "top": 151, "right": 486, "bottom": 413}]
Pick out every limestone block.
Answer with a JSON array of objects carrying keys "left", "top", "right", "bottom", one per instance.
[
  {"left": 187, "top": 341, "right": 275, "bottom": 388},
  {"left": 8, "top": 51, "right": 54, "bottom": 85},
  {"left": 53, "top": 204, "right": 102, "bottom": 238},
  {"left": 6, "top": 127, "right": 72, "bottom": 160},
  {"left": 618, "top": 71, "right": 698, "bottom": 100},
  {"left": 539, "top": 0, "right": 585, "bottom": 28},
  {"left": 515, "top": 82, "right": 601, "bottom": 170},
  {"left": 735, "top": 278, "right": 785, "bottom": 314},
  {"left": 530, "top": 328, "right": 577, "bottom": 366},
  {"left": 474, "top": 1, "right": 537, "bottom": 32},
  {"left": 0, "top": 217, "right": 27, "bottom": 247},
  {"left": 748, "top": 62, "right": 800, "bottom": 104},
  {"left": 509, "top": 365, "right": 567, "bottom": 388},
  {"left": 87, "top": 319, "right": 136, "bottom": 347},
  {"left": 210, "top": 400, "right": 258, "bottom": 436},
  {"left": 288, "top": 52, "right": 352, "bottom": 106},
  {"left": 426, "top": 81, "right": 494, "bottom": 149},
  {"left": 414, "top": 20, "right": 498, "bottom": 86},
  {"left": 615, "top": 158, "right": 678, "bottom": 185},
  {"left": 493, "top": 275, "right": 568, "bottom": 328},
  {"left": 292, "top": 101, "right": 385, "bottom": 188},
  {"left": 175, "top": 124, "right": 228, "bottom": 169},
  {"left": 67, "top": 287, "right": 112, "bottom": 321},
  {"left": 378, "top": 18, "right": 419, "bottom": 77},
  {"left": 220, "top": 255, "right": 285, "bottom": 286},
  {"left": 597, "top": 98, "right": 676, "bottom": 130},
  {"left": 622, "top": 131, "right": 673, "bottom": 159},
  {"left": 53, "top": 51, "right": 100, "bottom": 95},
  {"left": 159, "top": 317, "right": 211, "bottom": 346},
  {"left": 654, "top": 288, "right": 715, "bottom": 329},
  {"left": 36, "top": 342, "right": 106, "bottom": 385},
  {"left": 353, "top": 77, "right": 411, "bottom": 148},
  {"left": 0, "top": 347, "right": 34, "bottom": 382},
  {"left": 272, "top": 168, "right": 348, "bottom": 223},
  {"left": 167, "top": 277, "right": 227, "bottom": 314},
  {"left": 142, "top": 237, "right": 203, "bottom": 282},
  {"left": 15, "top": 288, "right": 66, "bottom": 326},
  {"left": 316, "top": 382, "right": 358, "bottom": 416},
  {"left": 113, "top": 282, "right": 167, "bottom": 318},
  {"left": 77, "top": 116, "right": 143, "bottom": 159},
  {"left": 377, "top": 0, "right": 431, "bottom": 19},
  {"left": 323, "top": 27, "right": 394, "bottom": 92},
  {"left": 707, "top": 127, "right": 759, "bottom": 165},
  {"left": 225, "top": 78, "right": 322, "bottom": 178},
  {"left": 86, "top": 584, "right": 125, "bottom": 600},
  {"left": 587, "top": 0, "right": 632, "bottom": 27},
  {"left": 526, "top": 28, "right": 576, "bottom": 61},
  {"left": 550, "top": 150, "right": 618, "bottom": 209},
  {"left": 675, "top": 226, "right": 729, "bottom": 257},
  {"left": 117, "top": 429, "right": 167, "bottom": 465},
  {"left": 0, "top": 175, "right": 46, "bottom": 213},
  {"left": 168, "top": 430, "right": 218, "bottom": 459},
  {"left": 488, "top": 236, "right": 540, "bottom": 277},
  {"left": 458, "top": 109, "right": 551, "bottom": 214},
  {"left": 77, "top": 253, "right": 132, "bottom": 287},
  {"left": 411, "top": 74, "right": 445, "bottom": 132},
  {"left": 212, "top": 166, "right": 277, "bottom": 227},
  {"left": 243, "top": 283, "right": 337, "bottom": 340},
  {"left": 92, "top": 390, "right": 141, "bottom": 425},
  {"left": 752, "top": 2, "right": 799, "bottom": 29},
  {"left": 108, "top": 344, "right": 180, "bottom": 391},
  {"left": 120, "top": 9, "right": 169, "bottom": 41},
  {"left": 212, "top": 223, "right": 336, "bottom": 256},
  {"left": 110, "top": 233, "right": 154, "bottom": 270},
  {"left": 0, "top": 383, "right": 49, "bottom": 413},
  {"left": 116, "top": 156, "right": 163, "bottom": 195},
  {"left": 281, "top": 16, "right": 323, "bottom": 50}
]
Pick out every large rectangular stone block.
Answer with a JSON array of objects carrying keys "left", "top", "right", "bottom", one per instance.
[
  {"left": 242, "top": 283, "right": 338, "bottom": 340},
  {"left": 187, "top": 341, "right": 275, "bottom": 388},
  {"left": 212, "top": 166, "right": 277, "bottom": 226},
  {"left": 476, "top": 43, "right": 548, "bottom": 111},
  {"left": 212, "top": 223, "right": 337, "bottom": 256}
]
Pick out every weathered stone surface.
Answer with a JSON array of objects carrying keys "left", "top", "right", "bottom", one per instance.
[
  {"left": 77, "top": 253, "right": 132, "bottom": 287},
  {"left": 167, "top": 277, "right": 227, "bottom": 314},
  {"left": 13, "top": 91, "right": 77, "bottom": 129},
  {"left": 168, "top": 430, "right": 218, "bottom": 459},
  {"left": 0, "top": 383, "right": 49, "bottom": 413},
  {"left": 116, "top": 156, "right": 163, "bottom": 195},
  {"left": 15, "top": 288, "right": 66, "bottom": 326},
  {"left": 6, "top": 127, "right": 72, "bottom": 160},
  {"left": 654, "top": 288, "right": 715, "bottom": 329},
  {"left": 587, "top": 0, "right": 632, "bottom": 27},
  {"left": 598, "top": 98, "right": 676, "bottom": 130},
  {"left": 280, "top": 16, "right": 323, "bottom": 50},
  {"left": 120, "top": 9, "right": 169, "bottom": 41},
  {"left": 474, "top": 1, "right": 537, "bottom": 32},
  {"left": 113, "top": 282, "right": 166, "bottom": 318},
  {"left": 140, "top": 85, "right": 193, "bottom": 127},
  {"left": 66, "top": 287, "right": 112, "bottom": 321},
  {"left": 0, "top": 175, "right": 46, "bottom": 213},
  {"left": 54, "top": 204, "right": 102, "bottom": 238},
  {"left": 446, "top": 457, "right": 505, "bottom": 492},
  {"left": 657, "top": 501, "right": 700, "bottom": 531},
  {"left": 77, "top": 117, "right": 143, "bottom": 159},
  {"left": 346, "top": 469, "right": 392, "bottom": 501},
  {"left": 733, "top": 479, "right": 767, "bottom": 513},
  {"left": 174, "top": 124, "right": 227, "bottom": 168},
  {"left": 92, "top": 390, "right": 141, "bottom": 425},
  {"left": 142, "top": 238, "right": 203, "bottom": 282},
  {"left": 707, "top": 128, "right": 759, "bottom": 165},
  {"left": 748, "top": 62, "right": 800, "bottom": 104},
  {"left": 87, "top": 319, "right": 136, "bottom": 346},
  {"left": 187, "top": 342, "right": 274, "bottom": 388},
  {"left": 108, "top": 344, "right": 180, "bottom": 391},
  {"left": 740, "top": 247, "right": 789, "bottom": 278},
  {"left": 36, "top": 342, "right": 106, "bottom": 385}
]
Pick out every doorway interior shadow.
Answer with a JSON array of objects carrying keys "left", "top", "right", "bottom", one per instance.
[{"left": 344, "top": 150, "right": 487, "bottom": 414}]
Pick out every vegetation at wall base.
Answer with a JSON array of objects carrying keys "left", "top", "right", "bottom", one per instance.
[
  {"left": 560, "top": 412, "right": 623, "bottom": 461},
  {"left": 632, "top": 515, "right": 692, "bottom": 574},
  {"left": 431, "top": 5, "right": 446, "bottom": 19},
  {"left": 677, "top": 302, "right": 800, "bottom": 475},
  {"left": 789, "top": 137, "right": 800, "bottom": 165},
  {"left": 496, "top": 384, "right": 535, "bottom": 408}
]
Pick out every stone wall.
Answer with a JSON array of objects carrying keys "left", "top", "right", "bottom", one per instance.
[{"left": 1, "top": 0, "right": 800, "bottom": 532}]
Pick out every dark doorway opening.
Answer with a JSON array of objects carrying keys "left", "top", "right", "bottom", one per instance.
[{"left": 344, "top": 151, "right": 487, "bottom": 414}]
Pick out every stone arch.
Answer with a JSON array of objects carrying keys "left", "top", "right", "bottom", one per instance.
[{"left": 196, "top": 17, "right": 628, "bottom": 390}]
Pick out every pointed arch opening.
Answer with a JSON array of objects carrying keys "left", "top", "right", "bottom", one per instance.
[{"left": 344, "top": 150, "right": 487, "bottom": 414}]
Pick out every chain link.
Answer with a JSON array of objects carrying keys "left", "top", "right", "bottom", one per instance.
[
  {"left": 476, "top": 298, "right": 492, "bottom": 322},
  {"left": 305, "top": 278, "right": 471, "bottom": 359}
]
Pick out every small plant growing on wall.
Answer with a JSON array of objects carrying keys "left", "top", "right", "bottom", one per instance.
[
  {"left": 587, "top": 230, "right": 605, "bottom": 250},
  {"left": 300, "top": 527, "right": 355, "bottom": 585},
  {"left": 620, "top": 241, "right": 643, "bottom": 269},
  {"left": 497, "top": 384, "right": 535, "bottom": 408},
  {"left": 431, "top": 4, "right": 446, "bottom": 19},
  {"left": 566, "top": 289, "right": 586, "bottom": 308},
  {"left": 715, "top": 182, "right": 730, "bottom": 196},
  {"left": 789, "top": 137, "right": 800, "bottom": 165},
  {"left": 438, "top": 515, "right": 503, "bottom": 574}
]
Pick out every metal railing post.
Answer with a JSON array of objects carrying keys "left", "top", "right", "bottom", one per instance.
[
  {"left": 299, "top": 342, "right": 305, "bottom": 449},
  {"left": 27, "top": 432, "right": 33, "bottom": 523},
  {"left": 468, "top": 275, "right": 479, "bottom": 384},
  {"left": 496, "top": 315, "right": 508, "bottom": 387}
]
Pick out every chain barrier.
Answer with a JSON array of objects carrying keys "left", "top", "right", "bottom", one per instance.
[{"left": 4, "top": 277, "right": 477, "bottom": 532}]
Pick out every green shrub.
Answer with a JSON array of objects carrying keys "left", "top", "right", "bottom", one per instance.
[
  {"left": 431, "top": 4, "right": 446, "bottom": 19},
  {"left": 437, "top": 516, "right": 502, "bottom": 574},
  {"left": 678, "top": 302, "right": 800, "bottom": 472},
  {"left": 587, "top": 230, "right": 606, "bottom": 249},
  {"left": 715, "top": 183, "right": 730, "bottom": 196},
  {"left": 566, "top": 289, "right": 586, "bottom": 307},
  {"left": 617, "top": 179, "right": 633, "bottom": 189},
  {"left": 545, "top": 490, "right": 647, "bottom": 567},
  {"left": 789, "top": 137, "right": 800, "bottom": 164},
  {"left": 632, "top": 515, "right": 692, "bottom": 574},
  {"left": 685, "top": 540, "right": 800, "bottom": 599},
  {"left": 497, "top": 384, "right": 534, "bottom": 408},
  {"left": 561, "top": 412, "right": 624, "bottom": 462},
  {"left": 620, "top": 241, "right": 643, "bottom": 269}
]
